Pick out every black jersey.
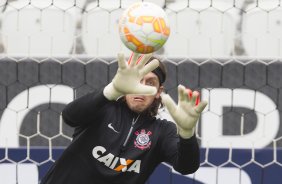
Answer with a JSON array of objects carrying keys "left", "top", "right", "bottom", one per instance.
[{"left": 41, "top": 89, "right": 200, "bottom": 184}]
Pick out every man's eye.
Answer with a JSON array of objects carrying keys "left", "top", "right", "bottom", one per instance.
[{"left": 146, "top": 81, "right": 155, "bottom": 86}]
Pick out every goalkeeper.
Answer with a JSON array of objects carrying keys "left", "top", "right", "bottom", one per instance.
[{"left": 41, "top": 53, "right": 207, "bottom": 184}]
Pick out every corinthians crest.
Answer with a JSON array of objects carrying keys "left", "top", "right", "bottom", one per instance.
[{"left": 134, "top": 129, "right": 152, "bottom": 150}]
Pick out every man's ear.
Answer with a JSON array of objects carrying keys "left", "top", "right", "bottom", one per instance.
[{"left": 156, "top": 86, "right": 164, "bottom": 99}]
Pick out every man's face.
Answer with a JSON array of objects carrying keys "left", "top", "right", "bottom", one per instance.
[{"left": 125, "top": 72, "right": 163, "bottom": 113}]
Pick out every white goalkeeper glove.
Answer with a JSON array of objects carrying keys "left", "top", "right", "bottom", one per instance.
[
  {"left": 104, "top": 52, "right": 159, "bottom": 101},
  {"left": 161, "top": 85, "right": 208, "bottom": 139}
]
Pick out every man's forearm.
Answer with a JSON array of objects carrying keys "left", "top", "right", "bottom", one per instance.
[
  {"left": 173, "top": 135, "right": 200, "bottom": 175},
  {"left": 62, "top": 88, "right": 110, "bottom": 127}
]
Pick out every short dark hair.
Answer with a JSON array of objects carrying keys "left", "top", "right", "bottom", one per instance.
[{"left": 147, "top": 56, "right": 167, "bottom": 85}]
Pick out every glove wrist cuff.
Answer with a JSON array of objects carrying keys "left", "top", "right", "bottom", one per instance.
[
  {"left": 178, "top": 127, "right": 195, "bottom": 139},
  {"left": 103, "top": 82, "right": 123, "bottom": 101}
]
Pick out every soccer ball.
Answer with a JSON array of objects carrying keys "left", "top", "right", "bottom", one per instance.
[{"left": 119, "top": 2, "right": 170, "bottom": 54}]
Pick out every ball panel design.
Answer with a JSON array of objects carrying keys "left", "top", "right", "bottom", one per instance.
[{"left": 118, "top": 2, "right": 170, "bottom": 54}]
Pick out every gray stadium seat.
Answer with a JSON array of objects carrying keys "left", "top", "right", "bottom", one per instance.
[
  {"left": 1, "top": 0, "right": 78, "bottom": 57},
  {"left": 242, "top": 8, "right": 282, "bottom": 57},
  {"left": 164, "top": 6, "right": 236, "bottom": 57},
  {"left": 82, "top": 7, "right": 132, "bottom": 57}
]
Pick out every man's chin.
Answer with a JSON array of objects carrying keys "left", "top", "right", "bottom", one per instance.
[
  {"left": 130, "top": 105, "right": 147, "bottom": 114},
  {"left": 131, "top": 107, "right": 144, "bottom": 114}
]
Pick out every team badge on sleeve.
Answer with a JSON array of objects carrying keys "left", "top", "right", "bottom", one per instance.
[{"left": 134, "top": 129, "right": 152, "bottom": 150}]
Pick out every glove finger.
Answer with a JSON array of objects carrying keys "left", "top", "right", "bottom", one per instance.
[
  {"left": 137, "top": 53, "right": 153, "bottom": 68},
  {"left": 127, "top": 52, "right": 134, "bottom": 65},
  {"left": 191, "top": 91, "right": 199, "bottom": 105},
  {"left": 195, "top": 95, "right": 200, "bottom": 105},
  {"left": 139, "top": 59, "right": 159, "bottom": 76},
  {"left": 195, "top": 101, "right": 208, "bottom": 113},
  {"left": 161, "top": 93, "right": 177, "bottom": 114},
  {"left": 118, "top": 53, "right": 127, "bottom": 69},
  {"left": 133, "top": 84, "right": 157, "bottom": 95},
  {"left": 128, "top": 52, "right": 141, "bottom": 67},
  {"left": 178, "top": 85, "right": 186, "bottom": 102},
  {"left": 185, "top": 88, "right": 192, "bottom": 102}
]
